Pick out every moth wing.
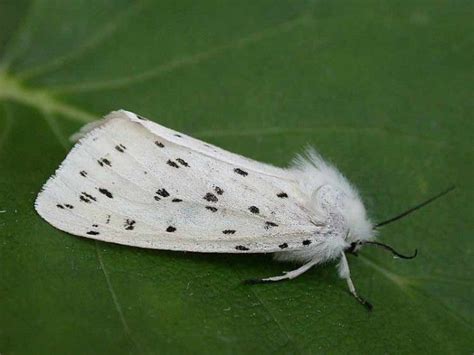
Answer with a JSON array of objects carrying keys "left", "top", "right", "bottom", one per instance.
[{"left": 36, "top": 110, "right": 323, "bottom": 253}]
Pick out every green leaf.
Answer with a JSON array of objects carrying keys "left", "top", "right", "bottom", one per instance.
[{"left": 1, "top": 1, "right": 472, "bottom": 353}]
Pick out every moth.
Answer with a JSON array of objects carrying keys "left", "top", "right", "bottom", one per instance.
[{"left": 36, "top": 110, "right": 452, "bottom": 309}]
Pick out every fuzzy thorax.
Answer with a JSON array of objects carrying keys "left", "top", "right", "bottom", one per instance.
[{"left": 274, "top": 148, "right": 375, "bottom": 264}]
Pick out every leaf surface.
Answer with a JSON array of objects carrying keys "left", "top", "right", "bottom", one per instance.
[{"left": 0, "top": 1, "right": 472, "bottom": 353}]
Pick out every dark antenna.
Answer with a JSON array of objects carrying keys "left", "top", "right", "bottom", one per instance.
[
  {"left": 375, "top": 186, "right": 455, "bottom": 228},
  {"left": 363, "top": 241, "right": 417, "bottom": 259}
]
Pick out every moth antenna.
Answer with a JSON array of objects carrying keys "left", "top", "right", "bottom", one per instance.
[
  {"left": 363, "top": 241, "right": 418, "bottom": 259},
  {"left": 375, "top": 185, "right": 455, "bottom": 228}
]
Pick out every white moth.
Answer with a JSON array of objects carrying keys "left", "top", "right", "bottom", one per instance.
[{"left": 36, "top": 110, "right": 431, "bottom": 309}]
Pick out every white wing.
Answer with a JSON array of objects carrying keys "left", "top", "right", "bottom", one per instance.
[{"left": 35, "top": 110, "right": 323, "bottom": 253}]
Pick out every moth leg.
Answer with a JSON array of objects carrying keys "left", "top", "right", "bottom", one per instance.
[
  {"left": 244, "top": 259, "right": 319, "bottom": 284},
  {"left": 338, "top": 252, "right": 373, "bottom": 311}
]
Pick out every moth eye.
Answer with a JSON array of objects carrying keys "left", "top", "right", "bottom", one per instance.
[{"left": 347, "top": 242, "right": 358, "bottom": 253}]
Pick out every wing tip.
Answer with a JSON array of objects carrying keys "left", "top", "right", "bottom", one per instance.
[
  {"left": 70, "top": 109, "right": 140, "bottom": 143},
  {"left": 105, "top": 109, "right": 148, "bottom": 123}
]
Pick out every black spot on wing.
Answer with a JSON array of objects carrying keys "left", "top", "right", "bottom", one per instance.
[
  {"left": 83, "top": 192, "right": 96, "bottom": 201},
  {"left": 137, "top": 115, "right": 147, "bottom": 121},
  {"left": 166, "top": 226, "right": 176, "bottom": 232},
  {"left": 115, "top": 144, "right": 126, "bottom": 152},
  {"left": 303, "top": 240, "right": 312, "bottom": 246},
  {"left": 205, "top": 206, "right": 218, "bottom": 212},
  {"left": 155, "top": 141, "right": 165, "bottom": 148},
  {"left": 249, "top": 206, "right": 259, "bottom": 214},
  {"left": 87, "top": 231, "right": 100, "bottom": 235},
  {"left": 279, "top": 243, "right": 288, "bottom": 249},
  {"left": 97, "top": 158, "right": 111, "bottom": 167},
  {"left": 80, "top": 192, "right": 97, "bottom": 203},
  {"left": 167, "top": 160, "right": 180, "bottom": 168},
  {"left": 264, "top": 221, "right": 278, "bottom": 229},
  {"left": 223, "top": 229, "right": 236, "bottom": 235},
  {"left": 80, "top": 170, "right": 87, "bottom": 177},
  {"left": 174, "top": 134, "right": 182, "bottom": 138},
  {"left": 234, "top": 168, "right": 248, "bottom": 176},
  {"left": 98, "top": 188, "right": 113, "bottom": 198},
  {"left": 124, "top": 219, "right": 136, "bottom": 230},
  {"left": 203, "top": 193, "right": 218, "bottom": 203},
  {"left": 176, "top": 158, "right": 189, "bottom": 167},
  {"left": 235, "top": 245, "right": 249, "bottom": 251},
  {"left": 172, "top": 198, "right": 183, "bottom": 203},
  {"left": 156, "top": 188, "right": 170, "bottom": 198},
  {"left": 57, "top": 204, "right": 73, "bottom": 209},
  {"left": 277, "top": 192, "right": 288, "bottom": 198},
  {"left": 214, "top": 186, "right": 224, "bottom": 195}
]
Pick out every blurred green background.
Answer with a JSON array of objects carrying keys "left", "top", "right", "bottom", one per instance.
[{"left": 0, "top": 1, "right": 472, "bottom": 354}]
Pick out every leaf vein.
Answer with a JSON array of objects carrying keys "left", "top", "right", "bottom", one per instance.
[
  {"left": 0, "top": 0, "right": 39, "bottom": 70},
  {"left": 95, "top": 242, "right": 134, "bottom": 340},
  {"left": 16, "top": 0, "right": 149, "bottom": 80},
  {"left": 0, "top": 103, "right": 14, "bottom": 156},
  {"left": 246, "top": 287, "right": 301, "bottom": 353},
  {"left": 193, "top": 126, "right": 450, "bottom": 147},
  {"left": 46, "top": 14, "right": 313, "bottom": 93}
]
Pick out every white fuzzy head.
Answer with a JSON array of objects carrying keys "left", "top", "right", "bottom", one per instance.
[
  {"left": 337, "top": 190, "right": 375, "bottom": 244},
  {"left": 292, "top": 148, "right": 375, "bottom": 248}
]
